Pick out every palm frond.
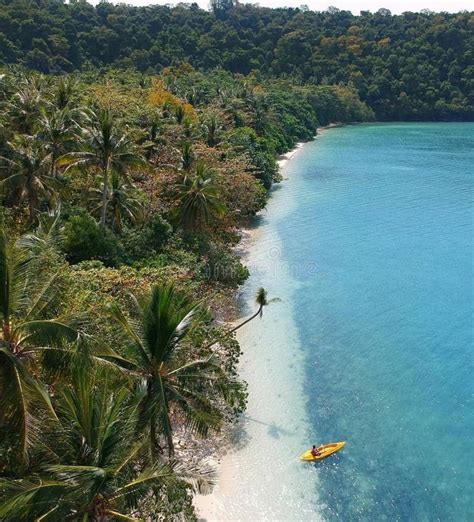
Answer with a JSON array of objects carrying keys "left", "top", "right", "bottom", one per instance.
[
  {"left": 110, "top": 463, "right": 176, "bottom": 502},
  {"left": 15, "top": 316, "right": 81, "bottom": 349},
  {"left": 0, "top": 229, "right": 31, "bottom": 324},
  {"left": 108, "top": 301, "right": 150, "bottom": 368},
  {"left": 17, "top": 206, "right": 64, "bottom": 255},
  {"left": 172, "top": 460, "right": 216, "bottom": 495},
  {"left": 0, "top": 479, "right": 66, "bottom": 521},
  {"left": 0, "top": 347, "right": 57, "bottom": 467}
]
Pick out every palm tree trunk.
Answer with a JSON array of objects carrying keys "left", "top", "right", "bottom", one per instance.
[
  {"left": 157, "top": 375, "right": 175, "bottom": 458},
  {"left": 28, "top": 196, "right": 35, "bottom": 223},
  {"left": 150, "top": 419, "right": 159, "bottom": 463},
  {"left": 90, "top": 496, "right": 108, "bottom": 522},
  {"left": 51, "top": 150, "right": 57, "bottom": 178},
  {"left": 2, "top": 319, "right": 11, "bottom": 345},
  {"left": 227, "top": 304, "right": 263, "bottom": 335},
  {"left": 204, "top": 304, "right": 263, "bottom": 351},
  {"left": 100, "top": 162, "right": 109, "bottom": 228}
]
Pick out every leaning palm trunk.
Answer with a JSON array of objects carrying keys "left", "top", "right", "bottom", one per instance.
[
  {"left": 227, "top": 303, "right": 264, "bottom": 334},
  {"left": 204, "top": 288, "right": 277, "bottom": 351},
  {"left": 202, "top": 305, "right": 262, "bottom": 352}
]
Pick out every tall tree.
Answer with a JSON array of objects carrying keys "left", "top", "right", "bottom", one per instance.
[
  {"left": 89, "top": 170, "right": 143, "bottom": 232},
  {"left": 0, "top": 365, "right": 211, "bottom": 521},
  {"left": 51, "top": 77, "right": 78, "bottom": 111},
  {"left": 37, "top": 108, "right": 79, "bottom": 178},
  {"left": 174, "top": 161, "right": 225, "bottom": 232},
  {"left": 6, "top": 78, "right": 45, "bottom": 134},
  {"left": 98, "top": 284, "right": 241, "bottom": 459},
  {"left": 0, "top": 134, "right": 56, "bottom": 222},
  {"left": 61, "top": 108, "right": 144, "bottom": 227},
  {"left": 0, "top": 227, "right": 80, "bottom": 468}
]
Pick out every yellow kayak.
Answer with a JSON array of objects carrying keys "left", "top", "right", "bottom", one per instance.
[{"left": 300, "top": 442, "right": 346, "bottom": 462}]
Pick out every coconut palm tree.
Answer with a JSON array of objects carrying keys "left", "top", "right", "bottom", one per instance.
[
  {"left": 174, "top": 161, "right": 225, "bottom": 232},
  {"left": 0, "top": 134, "right": 57, "bottom": 222},
  {"left": 0, "top": 365, "right": 211, "bottom": 521},
  {"left": 51, "top": 77, "right": 78, "bottom": 111},
  {"left": 174, "top": 104, "right": 186, "bottom": 124},
  {"left": 182, "top": 116, "right": 195, "bottom": 140},
  {"left": 245, "top": 92, "right": 268, "bottom": 136},
  {"left": 202, "top": 114, "right": 221, "bottom": 147},
  {"left": 180, "top": 141, "right": 194, "bottom": 171},
  {"left": 98, "top": 284, "right": 241, "bottom": 459},
  {"left": 229, "top": 287, "right": 279, "bottom": 333},
  {"left": 89, "top": 171, "right": 143, "bottom": 232},
  {"left": 60, "top": 107, "right": 144, "bottom": 227},
  {"left": 6, "top": 77, "right": 45, "bottom": 134},
  {"left": 0, "top": 227, "right": 80, "bottom": 468},
  {"left": 137, "top": 111, "right": 163, "bottom": 161},
  {"left": 204, "top": 288, "right": 278, "bottom": 351},
  {"left": 37, "top": 108, "right": 79, "bottom": 178}
]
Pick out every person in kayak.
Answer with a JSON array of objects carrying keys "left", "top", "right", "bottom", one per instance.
[{"left": 311, "top": 445, "right": 322, "bottom": 457}]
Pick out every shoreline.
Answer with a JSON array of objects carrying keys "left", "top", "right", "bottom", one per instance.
[{"left": 193, "top": 136, "right": 312, "bottom": 520}]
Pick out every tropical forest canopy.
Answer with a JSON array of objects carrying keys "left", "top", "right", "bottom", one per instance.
[{"left": 0, "top": 0, "right": 472, "bottom": 120}]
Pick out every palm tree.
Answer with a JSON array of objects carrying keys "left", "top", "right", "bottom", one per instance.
[
  {"left": 6, "top": 77, "right": 44, "bottom": 134},
  {"left": 0, "top": 365, "right": 211, "bottom": 521},
  {"left": 245, "top": 92, "right": 268, "bottom": 136},
  {"left": 51, "top": 77, "right": 78, "bottom": 111},
  {"left": 0, "top": 134, "right": 56, "bottom": 222},
  {"left": 180, "top": 141, "right": 194, "bottom": 171},
  {"left": 204, "top": 287, "right": 278, "bottom": 351},
  {"left": 182, "top": 117, "right": 195, "bottom": 140},
  {"left": 37, "top": 108, "right": 79, "bottom": 178},
  {"left": 98, "top": 284, "right": 241, "bottom": 459},
  {"left": 174, "top": 161, "right": 225, "bottom": 232},
  {"left": 229, "top": 287, "right": 279, "bottom": 333},
  {"left": 136, "top": 111, "right": 162, "bottom": 161},
  {"left": 89, "top": 171, "right": 143, "bottom": 232},
  {"left": 0, "top": 227, "right": 80, "bottom": 468},
  {"left": 60, "top": 107, "right": 144, "bottom": 227},
  {"left": 175, "top": 104, "right": 186, "bottom": 124},
  {"left": 202, "top": 114, "right": 221, "bottom": 147}
]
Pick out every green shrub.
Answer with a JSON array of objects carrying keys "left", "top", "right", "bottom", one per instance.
[
  {"left": 121, "top": 215, "right": 172, "bottom": 261},
  {"left": 63, "top": 213, "right": 125, "bottom": 267},
  {"left": 227, "top": 127, "right": 277, "bottom": 189},
  {"left": 202, "top": 241, "right": 249, "bottom": 287}
]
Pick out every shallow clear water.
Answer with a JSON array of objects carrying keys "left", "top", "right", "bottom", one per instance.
[{"left": 201, "top": 123, "right": 474, "bottom": 521}]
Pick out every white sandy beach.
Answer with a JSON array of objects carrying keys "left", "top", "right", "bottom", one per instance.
[{"left": 193, "top": 138, "right": 315, "bottom": 521}]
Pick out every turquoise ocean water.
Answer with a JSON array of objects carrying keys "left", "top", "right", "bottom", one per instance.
[{"left": 199, "top": 123, "right": 473, "bottom": 521}]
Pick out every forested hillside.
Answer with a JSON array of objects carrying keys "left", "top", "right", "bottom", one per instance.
[{"left": 0, "top": 0, "right": 472, "bottom": 120}]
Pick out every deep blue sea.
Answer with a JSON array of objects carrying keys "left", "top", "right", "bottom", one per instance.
[{"left": 199, "top": 123, "right": 474, "bottom": 521}]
